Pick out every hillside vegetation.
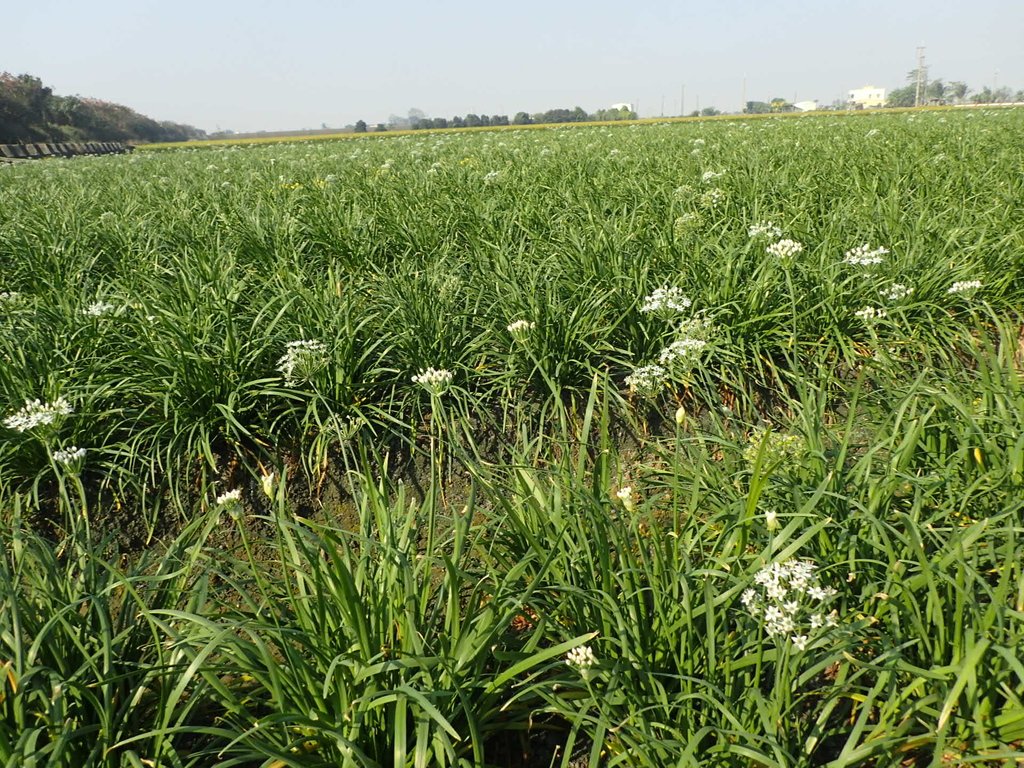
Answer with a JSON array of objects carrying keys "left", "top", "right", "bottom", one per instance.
[{"left": 0, "top": 72, "right": 205, "bottom": 144}]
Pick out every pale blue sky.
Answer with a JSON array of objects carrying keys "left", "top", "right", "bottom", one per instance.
[{"left": 6, "top": 0, "right": 1023, "bottom": 132}]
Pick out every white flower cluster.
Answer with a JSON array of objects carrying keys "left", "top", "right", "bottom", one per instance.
[
  {"left": 640, "top": 287, "right": 692, "bottom": 315},
  {"left": 483, "top": 170, "right": 501, "bottom": 185},
  {"left": 741, "top": 559, "right": 840, "bottom": 649},
  {"left": 4, "top": 398, "right": 73, "bottom": 432},
  {"left": 843, "top": 244, "right": 889, "bottom": 267},
  {"left": 625, "top": 364, "right": 667, "bottom": 397},
  {"left": 216, "top": 488, "right": 242, "bottom": 506},
  {"left": 701, "top": 169, "right": 724, "bottom": 183},
  {"left": 84, "top": 301, "right": 117, "bottom": 317},
  {"left": 673, "top": 212, "right": 704, "bottom": 239},
  {"left": 0, "top": 291, "right": 21, "bottom": 303},
  {"left": 881, "top": 283, "right": 914, "bottom": 302},
  {"left": 657, "top": 315, "right": 712, "bottom": 368},
  {"left": 658, "top": 338, "right": 708, "bottom": 365},
  {"left": 412, "top": 367, "right": 454, "bottom": 396},
  {"left": 277, "top": 340, "right": 327, "bottom": 386},
  {"left": 743, "top": 426, "right": 807, "bottom": 468},
  {"left": 948, "top": 280, "right": 982, "bottom": 295},
  {"left": 699, "top": 188, "right": 725, "bottom": 208},
  {"left": 673, "top": 184, "right": 695, "bottom": 202},
  {"left": 565, "top": 644, "right": 597, "bottom": 671},
  {"left": 855, "top": 306, "right": 888, "bottom": 321},
  {"left": 53, "top": 446, "right": 86, "bottom": 464},
  {"left": 766, "top": 239, "right": 804, "bottom": 262},
  {"left": 748, "top": 221, "right": 783, "bottom": 240},
  {"left": 507, "top": 319, "right": 536, "bottom": 341}
]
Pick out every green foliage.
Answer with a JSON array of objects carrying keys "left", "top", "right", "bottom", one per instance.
[
  {"left": 0, "top": 110, "right": 1023, "bottom": 765},
  {"left": 0, "top": 71, "right": 204, "bottom": 143}
]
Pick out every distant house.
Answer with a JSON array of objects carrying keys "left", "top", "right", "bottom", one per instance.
[
  {"left": 793, "top": 100, "right": 818, "bottom": 112},
  {"left": 848, "top": 86, "right": 886, "bottom": 108}
]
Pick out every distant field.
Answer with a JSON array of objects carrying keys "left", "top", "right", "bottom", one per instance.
[
  {"left": 1, "top": 109, "right": 1023, "bottom": 766},
  {"left": 137, "top": 104, "right": 958, "bottom": 149}
]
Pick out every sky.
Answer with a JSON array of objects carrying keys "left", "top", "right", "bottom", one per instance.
[{"left": 6, "top": 0, "right": 1023, "bottom": 133}]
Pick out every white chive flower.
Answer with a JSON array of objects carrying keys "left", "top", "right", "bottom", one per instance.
[
  {"left": 640, "top": 287, "right": 692, "bottom": 315},
  {"left": 658, "top": 338, "right": 708, "bottom": 366},
  {"left": 53, "top": 446, "right": 86, "bottom": 465},
  {"left": 766, "top": 239, "right": 804, "bottom": 263},
  {"left": 625, "top": 364, "right": 667, "bottom": 397},
  {"left": 412, "top": 367, "right": 454, "bottom": 396},
  {"left": 748, "top": 221, "right": 783, "bottom": 240},
  {"left": 881, "top": 283, "right": 914, "bottom": 302},
  {"left": 743, "top": 426, "right": 807, "bottom": 468},
  {"left": 948, "top": 280, "right": 982, "bottom": 295},
  {"left": 701, "top": 169, "right": 724, "bottom": 183},
  {"left": 743, "top": 559, "right": 843, "bottom": 649},
  {"left": 216, "top": 489, "right": 242, "bottom": 506},
  {"left": 277, "top": 340, "right": 327, "bottom": 386},
  {"left": 565, "top": 645, "right": 597, "bottom": 672},
  {"left": 507, "top": 319, "right": 536, "bottom": 341},
  {"left": 854, "top": 306, "right": 888, "bottom": 321},
  {"left": 4, "top": 398, "right": 73, "bottom": 432},
  {"left": 843, "top": 244, "right": 889, "bottom": 267},
  {"left": 84, "top": 301, "right": 117, "bottom": 317}
]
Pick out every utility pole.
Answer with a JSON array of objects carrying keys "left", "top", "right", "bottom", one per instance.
[
  {"left": 914, "top": 46, "right": 926, "bottom": 107},
  {"left": 661, "top": 94, "right": 665, "bottom": 117},
  {"left": 696, "top": 94, "right": 700, "bottom": 115},
  {"left": 742, "top": 75, "right": 747, "bottom": 113},
  {"left": 681, "top": 84, "right": 685, "bottom": 116}
]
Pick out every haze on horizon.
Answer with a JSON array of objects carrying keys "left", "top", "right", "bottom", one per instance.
[{"left": 7, "top": 0, "right": 1023, "bottom": 133}]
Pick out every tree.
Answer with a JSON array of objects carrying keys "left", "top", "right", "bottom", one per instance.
[
  {"left": 700, "top": 107, "right": 721, "bottom": 116},
  {"left": 887, "top": 86, "right": 916, "bottom": 107},
  {"left": 744, "top": 101, "right": 770, "bottom": 114},
  {"left": 512, "top": 111, "right": 532, "bottom": 125},
  {"left": 464, "top": 113, "right": 482, "bottom": 127},
  {"left": 925, "top": 79, "right": 946, "bottom": 102},
  {"left": 592, "top": 106, "right": 636, "bottom": 121},
  {"left": 451, "top": 116, "right": 465, "bottom": 128},
  {"left": 947, "top": 81, "right": 970, "bottom": 104},
  {"left": 354, "top": 120, "right": 367, "bottom": 133}
]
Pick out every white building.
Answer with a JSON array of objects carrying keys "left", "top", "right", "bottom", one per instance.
[
  {"left": 848, "top": 86, "right": 886, "bottom": 108},
  {"left": 793, "top": 100, "right": 818, "bottom": 112},
  {"left": 610, "top": 103, "right": 634, "bottom": 112}
]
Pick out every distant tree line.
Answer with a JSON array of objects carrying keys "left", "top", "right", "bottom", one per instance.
[
  {"left": 0, "top": 73, "right": 205, "bottom": 144},
  {"left": 887, "top": 77, "right": 1022, "bottom": 107},
  {"left": 358, "top": 105, "right": 640, "bottom": 132}
]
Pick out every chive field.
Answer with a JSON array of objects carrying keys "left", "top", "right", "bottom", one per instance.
[{"left": 1, "top": 109, "right": 1023, "bottom": 767}]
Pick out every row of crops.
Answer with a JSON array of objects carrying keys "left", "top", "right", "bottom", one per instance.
[{"left": 1, "top": 109, "right": 1023, "bottom": 766}]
